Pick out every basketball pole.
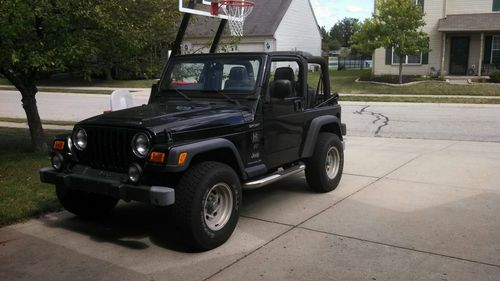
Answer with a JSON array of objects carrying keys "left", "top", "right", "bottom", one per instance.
[{"left": 172, "top": 0, "right": 227, "bottom": 56}]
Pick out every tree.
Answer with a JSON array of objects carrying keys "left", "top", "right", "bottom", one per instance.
[
  {"left": 329, "top": 18, "right": 360, "bottom": 48},
  {"left": 0, "top": 0, "right": 178, "bottom": 152},
  {"left": 0, "top": 1, "right": 97, "bottom": 152},
  {"left": 320, "top": 26, "right": 340, "bottom": 52},
  {"left": 351, "top": 0, "right": 429, "bottom": 84},
  {"left": 88, "top": 1, "right": 178, "bottom": 80}
]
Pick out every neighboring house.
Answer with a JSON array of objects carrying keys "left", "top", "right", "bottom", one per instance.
[
  {"left": 182, "top": 0, "right": 322, "bottom": 56},
  {"left": 373, "top": 0, "right": 500, "bottom": 77}
]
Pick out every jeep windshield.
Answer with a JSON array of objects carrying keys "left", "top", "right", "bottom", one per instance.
[{"left": 160, "top": 56, "right": 262, "bottom": 99}]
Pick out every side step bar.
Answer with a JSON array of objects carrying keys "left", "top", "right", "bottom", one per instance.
[{"left": 243, "top": 163, "right": 305, "bottom": 190}]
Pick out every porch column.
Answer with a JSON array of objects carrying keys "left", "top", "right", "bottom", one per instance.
[
  {"left": 478, "top": 32, "right": 485, "bottom": 77},
  {"left": 440, "top": 32, "right": 446, "bottom": 79}
]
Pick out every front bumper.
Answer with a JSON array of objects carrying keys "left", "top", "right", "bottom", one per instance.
[{"left": 40, "top": 165, "right": 175, "bottom": 206}]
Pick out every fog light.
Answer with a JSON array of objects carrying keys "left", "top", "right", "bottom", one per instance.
[
  {"left": 51, "top": 154, "right": 64, "bottom": 171},
  {"left": 128, "top": 163, "right": 142, "bottom": 184}
]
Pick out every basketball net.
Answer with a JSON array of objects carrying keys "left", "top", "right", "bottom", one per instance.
[{"left": 211, "top": 0, "right": 255, "bottom": 37}]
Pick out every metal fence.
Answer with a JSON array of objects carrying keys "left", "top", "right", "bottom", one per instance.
[{"left": 329, "top": 56, "right": 373, "bottom": 70}]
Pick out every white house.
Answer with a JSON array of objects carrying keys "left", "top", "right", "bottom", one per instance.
[
  {"left": 182, "top": 0, "right": 322, "bottom": 56},
  {"left": 373, "top": 0, "right": 500, "bottom": 77}
]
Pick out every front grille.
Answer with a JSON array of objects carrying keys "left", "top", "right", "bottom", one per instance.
[{"left": 80, "top": 127, "right": 141, "bottom": 172}]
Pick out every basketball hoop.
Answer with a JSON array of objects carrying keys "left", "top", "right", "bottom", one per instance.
[{"left": 220, "top": 0, "right": 255, "bottom": 37}]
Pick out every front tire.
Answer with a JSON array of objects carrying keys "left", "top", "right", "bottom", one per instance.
[
  {"left": 305, "top": 133, "right": 344, "bottom": 193},
  {"left": 56, "top": 185, "right": 119, "bottom": 218},
  {"left": 174, "top": 161, "right": 241, "bottom": 251}
]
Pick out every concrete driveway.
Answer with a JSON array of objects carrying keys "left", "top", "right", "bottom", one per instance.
[{"left": 1, "top": 136, "right": 500, "bottom": 280}]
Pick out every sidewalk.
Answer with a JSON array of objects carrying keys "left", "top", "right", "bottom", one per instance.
[{"left": 1, "top": 136, "right": 499, "bottom": 280}]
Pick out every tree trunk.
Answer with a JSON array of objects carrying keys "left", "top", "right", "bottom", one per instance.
[
  {"left": 1, "top": 69, "right": 48, "bottom": 153},
  {"left": 104, "top": 67, "right": 113, "bottom": 81},
  {"left": 398, "top": 56, "right": 404, "bottom": 84}
]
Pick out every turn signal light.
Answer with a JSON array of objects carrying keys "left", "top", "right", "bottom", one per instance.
[
  {"left": 148, "top": 152, "right": 166, "bottom": 164},
  {"left": 53, "top": 140, "right": 65, "bottom": 151},
  {"left": 178, "top": 152, "right": 188, "bottom": 166}
]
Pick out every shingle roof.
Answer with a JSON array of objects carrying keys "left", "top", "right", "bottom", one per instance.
[
  {"left": 438, "top": 13, "right": 500, "bottom": 32},
  {"left": 185, "top": 0, "right": 293, "bottom": 38}
]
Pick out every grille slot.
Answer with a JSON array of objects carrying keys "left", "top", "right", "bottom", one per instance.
[{"left": 81, "top": 127, "right": 140, "bottom": 172}]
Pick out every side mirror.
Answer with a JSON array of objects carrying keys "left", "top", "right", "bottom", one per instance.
[
  {"left": 110, "top": 89, "right": 133, "bottom": 111},
  {"left": 269, "top": 79, "right": 293, "bottom": 99}
]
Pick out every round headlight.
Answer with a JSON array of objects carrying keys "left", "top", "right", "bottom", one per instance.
[
  {"left": 128, "top": 163, "right": 142, "bottom": 184},
  {"left": 73, "top": 128, "right": 87, "bottom": 150},
  {"left": 132, "top": 133, "right": 150, "bottom": 158},
  {"left": 51, "top": 154, "right": 64, "bottom": 171}
]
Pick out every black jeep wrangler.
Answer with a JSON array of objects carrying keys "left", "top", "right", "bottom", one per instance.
[{"left": 40, "top": 51, "right": 346, "bottom": 250}]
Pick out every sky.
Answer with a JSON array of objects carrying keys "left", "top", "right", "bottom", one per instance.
[{"left": 310, "top": 0, "right": 374, "bottom": 30}]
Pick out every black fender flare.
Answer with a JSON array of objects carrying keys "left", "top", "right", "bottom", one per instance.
[
  {"left": 164, "top": 138, "right": 247, "bottom": 179},
  {"left": 301, "top": 115, "right": 343, "bottom": 158}
]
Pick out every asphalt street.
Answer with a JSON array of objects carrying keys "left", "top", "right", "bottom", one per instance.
[{"left": 1, "top": 89, "right": 500, "bottom": 141}]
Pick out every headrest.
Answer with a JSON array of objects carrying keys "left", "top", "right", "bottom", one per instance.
[
  {"left": 270, "top": 79, "right": 293, "bottom": 99},
  {"left": 228, "top": 67, "right": 249, "bottom": 80},
  {"left": 274, "top": 67, "right": 295, "bottom": 81}
]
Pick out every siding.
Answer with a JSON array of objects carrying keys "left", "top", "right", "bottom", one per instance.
[
  {"left": 446, "top": 0, "right": 497, "bottom": 15},
  {"left": 182, "top": 36, "right": 274, "bottom": 54},
  {"left": 274, "top": 0, "right": 322, "bottom": 56}
]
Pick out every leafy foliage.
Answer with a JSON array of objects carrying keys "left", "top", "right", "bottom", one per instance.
[
  {"left": 329, "top": 18, "right": 360, "bottom": 48},
  {"left": 490, "top": 71, "right": 500, "bottom": 83},
  {"left": 352, "top": 0, "right": 430, "bottom": 83},
  {"left": 0, "top": 0, "right": 180, "bottom": 152},
  {"left": 320, "top": 26, "right": 340, "bottom": 52}
]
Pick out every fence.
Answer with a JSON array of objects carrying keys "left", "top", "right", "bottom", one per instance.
[{"left": 329, "top": 56, "right": 373, "bottom": 70}]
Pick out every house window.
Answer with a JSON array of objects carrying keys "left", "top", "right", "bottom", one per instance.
[
  {"left": 492, "top": 36, "right": 500, "bottom": 66},
  {"left": 392, "top": 49, "right": 423, "bottom": 65},
  {"left": 416, "top": 0, "right": 424, "bottom": 9},
  {"left": 493, "top": 0, "right": 500, "bottom": 11}
]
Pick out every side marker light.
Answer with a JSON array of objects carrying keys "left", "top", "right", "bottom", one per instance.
[
  {"left": 148, "top": 152, "right": 166, "bottom": 164},
  {"left": 53, "top": 140, "right": 65, "bottom": 151},
  {"left": 178, "top": 152, "right": 188, "bottom": 166}
]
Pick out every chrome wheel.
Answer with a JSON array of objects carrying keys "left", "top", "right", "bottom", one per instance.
[
  {"left": 203, "top": 183, "right": 233, "bottom": 231},
  {"left": 325, "top": 146, "right": 340, "bottom": 180}
]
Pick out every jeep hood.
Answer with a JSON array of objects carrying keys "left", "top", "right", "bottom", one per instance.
[{"left": 80, "top": 102, "right": 254, "bottom": 133}]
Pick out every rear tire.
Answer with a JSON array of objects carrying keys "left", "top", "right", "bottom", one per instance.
[
  {"left": 174, "top": 161, "right": 241, "bottom": 251},
  {"left": 56, "top": 185, "right": 119, "bottom": 218},
  {"left": 305, "top": 133, "right": 344, "bottom": 193}
]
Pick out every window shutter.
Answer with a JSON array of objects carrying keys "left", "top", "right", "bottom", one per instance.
[
  {"left": 418, "top": 0, "right": 424, "bottom": 10},
  {"left": 484, "top": 36, "right": 493, "bottom": 64},
  {"left": 422, "top": 52, "right": 429, "bottom": 65},
  {"left": 385, "top": 48, "right": 392, "bottom": 65},
  {"left": 494, "top": 0, "right": 500, "bottom": 11}
]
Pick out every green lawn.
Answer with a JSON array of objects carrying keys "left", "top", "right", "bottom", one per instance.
[
  {"left": 0, "top": 77, "right": 156, "bottom": 89},
  {"left": 0, "top": 128, "right": 68, "bottom": 227},
  {"left": 309, "top": 69, "right": 500, "bottom": 97},
  {"left": 0, "top": 78, "right": 11, "bottom": 85}
]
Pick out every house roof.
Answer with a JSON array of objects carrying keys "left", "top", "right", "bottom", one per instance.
[
  {"left": 438, "top": 13, "right": 500, "bottom": 32},
  {"left": 185, "top": 0, "right": 293, "bottom": 38}
]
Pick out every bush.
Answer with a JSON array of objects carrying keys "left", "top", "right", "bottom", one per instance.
[{"left": 490, "top": 71, "right": 500, "bottom": 83}]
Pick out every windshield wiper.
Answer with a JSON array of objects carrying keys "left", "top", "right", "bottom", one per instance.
[
  {"left": 203, "top": 90, "right": 240, "bottom": 106},
  {"left": 170, "top": 88, "right": 192, "bottom": 101}
]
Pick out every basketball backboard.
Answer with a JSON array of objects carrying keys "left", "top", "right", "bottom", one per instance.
[{"left": 179, "top": 0, "right": 230, "bottom": 20}]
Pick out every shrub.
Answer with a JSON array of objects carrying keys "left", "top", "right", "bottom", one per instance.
[{"left": 490, "top": 71, "right": 500, "bottom": 83}]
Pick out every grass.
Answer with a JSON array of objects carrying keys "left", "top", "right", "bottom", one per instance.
[
  {"left": 0, "top": 117, "right": 76, "bottom": 126},
  {"left": 309, "top": 69, "right": 500, "bottom": 97},
  {"left": 0, "top": 128, "right": 69, "bottom": 227},
  {"left": 0, "top": 85, "right": 112, "bottom": 95},
  {"left": 340, "top": 95, "right": 500, "bottom": 104},
  {"left": 36, "top": 78, "right": 156, "bottom": 88},
  {"left": 0, "top": 78, "right": 11, "bottom": 85}
]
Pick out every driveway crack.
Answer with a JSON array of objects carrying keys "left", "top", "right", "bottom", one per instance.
[{"left": 354, "top": 105, "right": 390, "bottom": 136}]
